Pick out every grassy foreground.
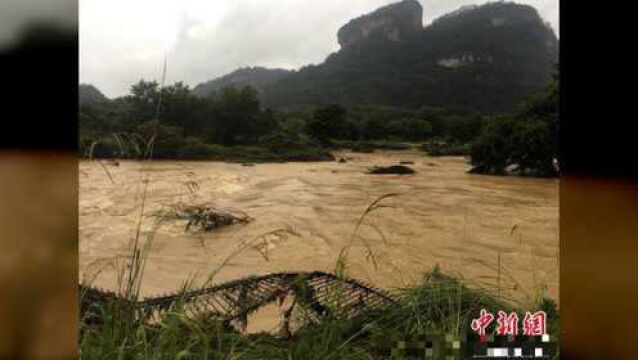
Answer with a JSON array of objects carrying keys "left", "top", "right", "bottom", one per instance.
[{"left": 79, "top": 267, "right": 558, "bottom": 359}]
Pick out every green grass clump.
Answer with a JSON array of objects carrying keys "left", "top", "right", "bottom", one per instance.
[{"left": 80, "top": 266, "right": 558, "bottom": 359}]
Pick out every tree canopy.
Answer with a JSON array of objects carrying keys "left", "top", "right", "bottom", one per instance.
[{"left": 469, "top": 80, "right": 558, "bottom": 176}]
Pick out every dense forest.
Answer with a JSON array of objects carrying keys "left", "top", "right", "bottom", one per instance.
[
  {"left": 80, "top": 81, "right": 331, "bottom": 162},
  {"left": 80, "top": 79, "right": 493, "bottom": 158}
]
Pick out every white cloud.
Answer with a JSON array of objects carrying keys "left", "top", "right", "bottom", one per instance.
[{"left": 80, "top": 0, "right": 559, "bottom": 98}]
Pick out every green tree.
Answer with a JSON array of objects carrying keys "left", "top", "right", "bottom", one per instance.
[
  {"left": 511, "top": 119, "right": 555, "bottom": 176},
  {"left": 520, "top": 81, "right": 558, "bottom": 155},
  {"left": 307, "top": 104, "right": 347, "bottom": 145},
  {"left": 419, "top": 106, "right": 451, "bottom": 138},
  {"left": 158, "top": 82, "right": 203, "bottom": 136},
  {"left": 209, "top": 85, "right": 269, "bottom": 145},
  {"left": 404, "top": 118, "right": 434, "bottom": 141},
  {"left": 470, "top": 79, "right": 558, "bottom": 177},
  {"left": 359, "top": 116, "right": 388, "bottom": 140},
  {"left": 279, "top": 117, "right": 307, "bottom": 136},
  {"left": 448, "top": 115, "right": 485, "bottom": 144},
  {"left": 470, "top": 116, "right": 516, "bottom": 175},
  {"left": 126, "top": 80, "right": 160, "bottom": 125},
  {"left": 135, "top": 120, "right": 187, "bottom": 158}
]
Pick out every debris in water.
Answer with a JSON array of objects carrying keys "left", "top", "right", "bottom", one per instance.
[
  {"left": 171, "top": 204, "right": 252, "bottom": 232},
  {"left": 367, "top": 165, "right": 416, "bottom": 175}
]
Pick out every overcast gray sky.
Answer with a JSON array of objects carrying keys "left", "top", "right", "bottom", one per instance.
[
  {"left": 79, "top": 0, "right": 559, "bottom": 98},
  {"left": 0, "top": 0, "right": 76, "bottom": 48}
]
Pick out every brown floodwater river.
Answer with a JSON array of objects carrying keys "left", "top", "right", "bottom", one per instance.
[{"left": 79, "top": 150, "right": 558, "bottom": 314}]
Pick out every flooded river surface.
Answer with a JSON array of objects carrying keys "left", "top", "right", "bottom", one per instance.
[{"left": 80, "top": 150, "right": 558, "bottom": 308}]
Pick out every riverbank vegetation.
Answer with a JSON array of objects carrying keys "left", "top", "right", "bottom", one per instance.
[
  {"left": 80, "top": 75, "right": 557, "bottom": 176},
  {"left": 469, "top": 80, "right": 558, "bottom": 176},
  {"left": 79, "top": 81, "right": 483, "bottom": 161}
]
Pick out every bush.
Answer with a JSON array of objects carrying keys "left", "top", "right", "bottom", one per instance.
[
  {"left": 386, "top": 118, "right": 434, "bottom": 141},
  {"left": 511, "top": 119, "right": 556, "bottom": 176},
  {"left": 469, "top": 81, "right": 558, "bottom": 177},
  {"left": 422, "top": 141, "right": 470, "bottom": 156},
  {"left": 258, "top": 130, "right": 316, "bottom": 152},
  {"left": 176, "top": 140, "right": 226, "bottom": 159},
  {"left": 350, "top": 142, "right": 375, "bottom": 153},
  {"left": 335, "top": 140, "right": 411, "bottom": 152},
  {"left": 469, "top": 116, "right": 517, "bottom": 174},
  {"left": 470, "top": 116, "right": 557, "bottom": 176},
  {"left": 371, "top": 141, "right": 412, "bottom": 150}
]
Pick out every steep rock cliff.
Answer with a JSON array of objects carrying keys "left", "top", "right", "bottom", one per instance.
[{"left": 337, "top": 0, "right": 423, "bottom": 48}]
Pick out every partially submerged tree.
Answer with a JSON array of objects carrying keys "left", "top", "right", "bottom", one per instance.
[{"left": 470, "top": 79, "right": 558, "bottom": 176}]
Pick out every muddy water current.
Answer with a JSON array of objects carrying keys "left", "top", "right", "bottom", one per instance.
[{"left": 80, "top": 150, "right": 558, "bottom": 314}]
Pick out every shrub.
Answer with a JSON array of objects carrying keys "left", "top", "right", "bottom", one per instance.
[
  {"left": 469, "top": 116, "right": 516, "bottom": 174},
  {"left": 258, "top": 130, "right": 314, "bottom": 152},
  {"left": 422, "top": 141, "right": 470, "bottom": 156},
  {"left": 176, "top": 140, "right": 226, "bottom": 159},
  {"left": 351, "top": 142, "right": 375, "bottom": 153}
]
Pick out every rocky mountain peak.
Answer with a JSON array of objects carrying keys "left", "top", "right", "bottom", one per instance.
[{"left": 337, "top": 0, "right": 423, "bottom": 48}]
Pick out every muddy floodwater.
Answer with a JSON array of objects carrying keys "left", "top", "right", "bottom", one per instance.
[{"left": 80, "top": 150, "right": 558, "bottom": 309}]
